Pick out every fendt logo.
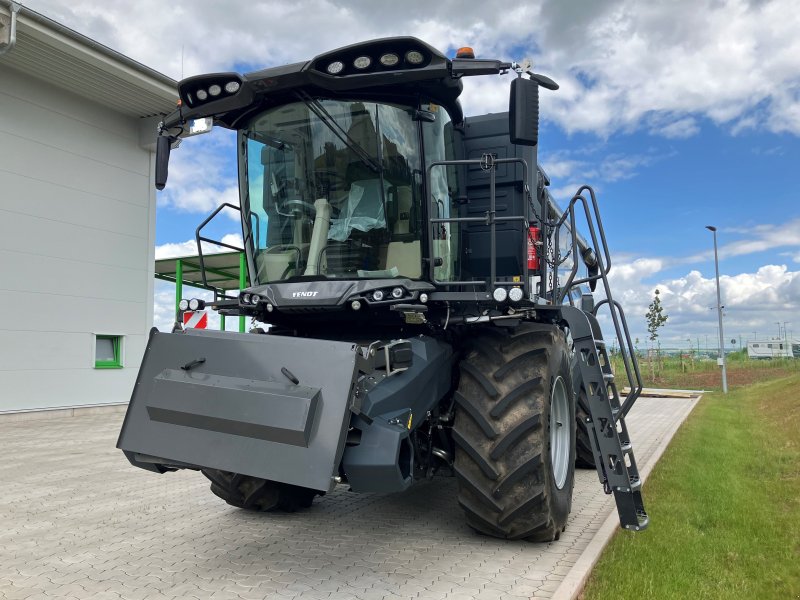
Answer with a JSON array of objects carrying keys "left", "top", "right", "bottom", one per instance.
[{"left": 292, "top": 291, "right": 319, "bottom": 298}]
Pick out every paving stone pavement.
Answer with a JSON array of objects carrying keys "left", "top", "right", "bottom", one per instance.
[{"left": 1, "top": 395, "right": 697, "bottom": 600}]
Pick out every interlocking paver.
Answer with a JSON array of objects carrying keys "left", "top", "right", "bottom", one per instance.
[{"left": 2, "top": 395, "right": 696, "bottom": 600}]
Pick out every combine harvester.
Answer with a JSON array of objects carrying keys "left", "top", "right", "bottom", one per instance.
[{"left": 118, "top": 38, "right": 647, "bottom": 541}]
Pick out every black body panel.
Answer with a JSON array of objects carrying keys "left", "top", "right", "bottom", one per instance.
[{"left": 460, "top": 112, "right": 537, "bottom": 280}]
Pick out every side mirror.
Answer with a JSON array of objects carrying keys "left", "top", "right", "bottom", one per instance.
[
  {"left": 155, "top": 135, "right": 172, "bottom": 190},
  {"left": 509, "top": 77, "right": 539, "bottom": 146}
]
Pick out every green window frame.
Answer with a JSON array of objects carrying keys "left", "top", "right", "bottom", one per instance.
[{"left": 95, "top": 335, "right": 123, "bottom": 369}]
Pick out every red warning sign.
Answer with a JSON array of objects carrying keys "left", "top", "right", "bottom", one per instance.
[{"left": 183, "top": 310, "right": 208, "bottom": 329}]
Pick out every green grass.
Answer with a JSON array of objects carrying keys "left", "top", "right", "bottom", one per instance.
[{"left": 581, "top": 374, "right": 800, "bottom": 600}]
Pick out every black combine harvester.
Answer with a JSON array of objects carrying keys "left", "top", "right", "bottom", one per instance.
[{"left": 118, "top": 38, "right": 648, "bottom": 541}]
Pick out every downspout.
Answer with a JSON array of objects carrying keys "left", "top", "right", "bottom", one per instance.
[{"left": 0, "top": 1, "right": 20, "bottom": 57}]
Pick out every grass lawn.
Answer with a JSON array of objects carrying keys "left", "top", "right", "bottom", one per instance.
[{"left": 581, "top": 374, "right": 800, "bottom": 600}]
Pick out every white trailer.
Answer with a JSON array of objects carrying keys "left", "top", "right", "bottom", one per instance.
[{"left": 747, "top": 339, "right": 799, "bottom": 359}]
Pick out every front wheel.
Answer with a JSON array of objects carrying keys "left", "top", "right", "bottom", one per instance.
[
  {"left": 453, "top": 323, "right": 576, "bottom": 541},
  {"left": 201, "top": 469, "right": 320, "bottom": 512}
]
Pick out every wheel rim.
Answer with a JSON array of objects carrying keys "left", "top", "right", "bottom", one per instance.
[{"left": 550, "top": 376, "right": 570, "bottom": 490}]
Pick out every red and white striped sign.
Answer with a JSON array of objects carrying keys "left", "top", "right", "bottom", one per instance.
[{"left": 183, "top": 310, "right": 208, "bottom": 329}]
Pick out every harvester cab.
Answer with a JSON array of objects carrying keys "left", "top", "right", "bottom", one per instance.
[{"left": 118, "top": 37, "right": 648, "bottom": 540}]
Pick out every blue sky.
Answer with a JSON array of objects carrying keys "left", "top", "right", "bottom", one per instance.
[{"left": 24, "top": 0, "right": 800, "bottom": 345}]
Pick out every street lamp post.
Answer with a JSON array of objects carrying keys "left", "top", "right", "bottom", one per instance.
[{"left": 706, "top": 226, "right": 728, "bottom": 393}]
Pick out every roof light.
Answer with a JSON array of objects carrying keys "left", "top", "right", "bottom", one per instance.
[
  {"left": 508, "top": 287, "right": 524, "bottom": 302},
  {"left": 208, "top": 84, "right": 222, "bottom": 97},
  {"left": 196, "top": 89, "right": 208, "bottom": 101},
  {"left": 380, "top": 53, "right": 399, "bottom": 67},
  {"left": 224, "top": 81, "right": 241, "bottom": 94},
  {"left": 353, "top": 56, "right": 371, "bottom": 70},
  {"left": 405, "top": 50, "right": 424, "bottom": 65},
  {"left": 188, "top": 298, "right": 205, "bottom": 311},
  {"left": 327, "top": 61, "right": 344, "bottom": 74},
  {"left": 493, "top": 288, "right": 508, "bottom": 303},
  {"left": 178, "top": 299, "right": 189, "bottom": 311},
  {"left": 456, "top": 47, "right": 475, "bottom": 59}
]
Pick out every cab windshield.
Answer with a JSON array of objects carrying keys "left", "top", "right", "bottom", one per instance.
[{"left": 241, "top": 99, "right": 423, "bottom": 283}]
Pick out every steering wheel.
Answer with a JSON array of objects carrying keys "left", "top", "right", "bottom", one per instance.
[{"left": 276, "top": 197, "right": 317, "bottom": 218}]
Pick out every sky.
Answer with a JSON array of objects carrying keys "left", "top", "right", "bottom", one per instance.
[{"left": 21, "top": 0, "right": 800, "bottom": 349}]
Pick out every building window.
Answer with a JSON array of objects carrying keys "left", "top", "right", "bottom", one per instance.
[{"left": 95, "top": 335, "right": 123, "bottom": 369}]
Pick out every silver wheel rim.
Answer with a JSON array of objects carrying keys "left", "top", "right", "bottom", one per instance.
[{"left": 550, "top": 376, "right": 570, "bottom": 490}]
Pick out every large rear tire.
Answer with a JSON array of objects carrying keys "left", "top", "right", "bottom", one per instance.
[
  {"left": 201, "top": 469, "right": 319, "bottom": 512},
  {"left": 453, "top": 323, "right": 576, "bottom": 541}
]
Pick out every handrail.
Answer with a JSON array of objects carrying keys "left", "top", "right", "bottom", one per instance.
[
  {"left": 426, "top": 156, "right": 532, "bottom": 294},
  {"left": 195, "top": 202, "right": 245, "bottom": 288},
  {"left": 551, "top": 185, "right": 643, "bottom": 419}
]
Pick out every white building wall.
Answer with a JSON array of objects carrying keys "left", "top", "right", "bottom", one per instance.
[{"left": 0, "top": 63, "right": 155, "bottom": 411}]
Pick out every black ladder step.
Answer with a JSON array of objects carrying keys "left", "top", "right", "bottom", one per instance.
[{"left": 612, "top": 488, "right": 649, "bottom": 531}]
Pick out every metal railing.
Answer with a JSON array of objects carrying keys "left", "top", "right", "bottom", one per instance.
[
  {"left": 194, "top": 202, "right": 246, "bottom": 288},
  {"left": 551, "top": 185, "right": 643, "bottom": 418},
  {"left": 426, "top": 155, "right": 533, "bottom": 295}
]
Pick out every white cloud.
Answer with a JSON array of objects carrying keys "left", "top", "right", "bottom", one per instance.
[
  {"left": 681, "top": 218, "right": 800, "bottom": 263},
  {"left": 20, "top": 0, "right": 800, "bottom": 137},
  {"left": 540, "top": 148, "right": 671, "bottom": 201},
  {"left": 597, "top": 259, "right": 800, "bottom": 348},
  {"left": 537, "top": 0, "right": 800, "bottom": 136},
  {"left": 651, "top": 117, "right": 700, "bottom": 140}
]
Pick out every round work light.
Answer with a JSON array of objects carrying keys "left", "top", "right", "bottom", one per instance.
[
  {"left": 353, "top": 56, "right": 372, "bottom": 70},
  {"left": 492, "top": 288, "right": 508, "bottom": 302},
  {"left": 380, "top": 53, "right": 399, "bottom": 67},
  {"left": 327, "top": 61, "right": 345, "bottom": 74}
]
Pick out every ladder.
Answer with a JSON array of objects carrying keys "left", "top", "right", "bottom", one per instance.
[
  {"left": 542, "top": 184, "right": 648, "bottom": 531},
  {"left": 569, "top": 307, "right": 648, "bottom": 531}
]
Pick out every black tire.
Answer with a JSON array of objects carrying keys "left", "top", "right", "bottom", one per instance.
[
  {"left": 453, "top": 323, "right": 576, "bottom": 541},
  {"left": 201, "top": 469, "right": 319, "bottom": 512},
  {"left": 575, "top": 387, "right": 596, "bottom": 468}
]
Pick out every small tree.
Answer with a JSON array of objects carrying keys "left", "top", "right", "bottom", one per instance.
[{"left": 645, "top": 289, "right": 669, "bottom": 379}]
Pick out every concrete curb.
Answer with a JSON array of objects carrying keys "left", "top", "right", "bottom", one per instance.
[
  {"left": 550, "top": 394, "right": 702, "bottom": 600},
  {"left": 0, "top": 403, "right": 128, "bottom": 422}
]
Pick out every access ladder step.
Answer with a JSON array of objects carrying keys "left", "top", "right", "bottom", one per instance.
[
  {"left": 574, "top": 330, "right": 648, "bottom": 532},
  {"left": 612, "top": 488, "right": 649, "bottom": 531}
]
